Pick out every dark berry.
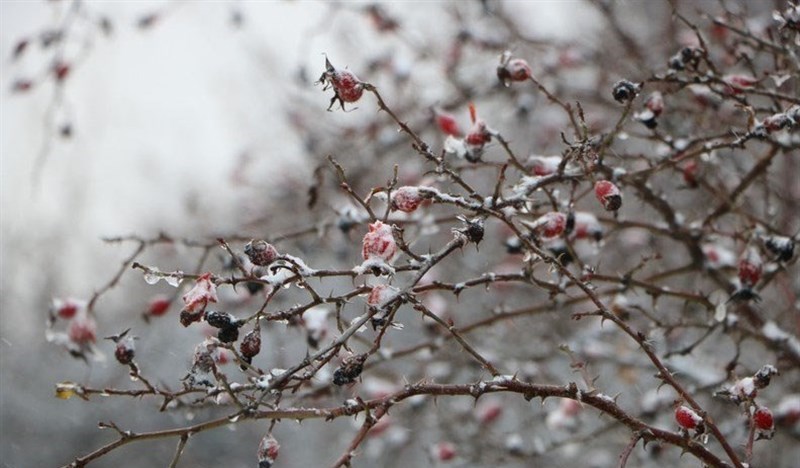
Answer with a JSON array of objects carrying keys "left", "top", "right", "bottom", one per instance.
[
  {"left": 612, "top": 80, "right": 640, "bottom": 103},
  {"left": 180, "top": 310, "right": 203, "bottom": 327},
  {"left": 332, "top": 354, "right": 366, "bottom": 386},
  {"left": 217, "top": 326, "right": 240, "bottom": 343},
  {"left": 240, "top": 326, "right": 262, "bottom": 359},
  {"left": 204, "top": 310, "right": 239, "bottom": 329}
]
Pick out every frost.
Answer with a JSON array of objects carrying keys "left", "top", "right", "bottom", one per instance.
[
  {"left": 283, "top": 255, "right": 317, "bottom": 276},
  {"left": 443, "top": 135, "right": 468, "bottom": 159},
  {"left": 595, "top": 393, "right": 615, "bottom": 403},
  {"left": 491, "top": 374, "right": 514, "bottom": 385},
  {"left": 353, "top": 257, "right": 395, "bottom": 276},
  {"left": 762, "top": 321, "right": 800, "bottom": 357}
]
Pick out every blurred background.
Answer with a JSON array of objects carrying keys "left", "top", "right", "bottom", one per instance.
[{"left": 2, "top": 1, "right": 798, "bottom": 467}]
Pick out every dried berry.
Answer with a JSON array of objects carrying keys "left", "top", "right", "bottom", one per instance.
[
  {"left": 594, "top": 180, "right": 622, "bottom": 211},
  {"left": 240, "top": 325, "right": 262, "bottom": 360},
  {"left": 332, "top": 354, "right": 366, "bottom": 386},
  {"left": 612, "top": 80, "right": 640, "bottom": 103},
  {"left": 456, "top": 216, "right": 484, "bottom": 244},
  {"left": 205, "top": 310, "right": 239, "bottom": 329},
  {"left": 257, "top": 433, "right": 280, "bottom": 468},
  {"left": 217, "top": 326, "right": 240, "bottom": 343},
  {"left": 362, "top": 221, "right": 397, "bottom": 261},
  {"left": 244, "top": 240, "right": 279, "bottom": 266},
  {"left": 180, "top": 309, "right": 203, "bottom": 327}
]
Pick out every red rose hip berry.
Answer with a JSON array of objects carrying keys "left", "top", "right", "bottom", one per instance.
[
  {"left": 675, "top": 405, "right": 702, "bottom": 430},
  {"left": 595, "top": 180, "right": 622, "bottom": 211},
  {"left": 754, "top": 407, "right": 774, "bottom": 431}
]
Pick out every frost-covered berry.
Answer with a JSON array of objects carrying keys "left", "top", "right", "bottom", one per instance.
[
  {"left": 217, "top": 326, "right": 240, "bottom": 343},
  {"left": 612, "top": 80, "right": 640, "bottom": 103},
  {"left": 257, "top": 432, "right": 280, "bottom": 468},
  {"left": 594, "top": 180, "right": 622, "bottom": 211},
  {"left": 527, "top": 155, "right": 563, "bottom": 176},
  {"left": 332, "top": 354, "right": 367, "bottom": 386},
  {"left": 432, "top": 441, "right": 457, "bottom": 462},
  {"left": 319, "top": 57, "right": 364, "bottom": 110},
  {"left": 572, "top": 212, "right": 603, "bottom": 241},
  {"left": 362, "top": 221, "right": 397, "bottom": 261},
  {"left": 754, "top": 364, "right": 779, "bottom": 389},
  {"left": 391, "top": 186, "right": 425, "bottom": 213},
  {"left": 675, "top": 405, "right": 703, "bottom": 430},
  {"left": 645, "top": 91, "right": 664, "bottom": 117},
  {"left": 754, "top": 407, "right": 774, "bottom": 431},
  {"left": 765, "top": 236, "right": 795, "bottom": 262},
  {"left": 367, "top": 284, "right": 400, "bottom": 307},
  {"left": 723, "top": 74, "right": 758, "bottom": 94},
  {"left": 67, "top": 312, "right": 97, "bottom": 345},
  {"left": 53, "top": 298, "right": 84, "bottom": 320},
  {"left": 434, "top": 109, "right": 462, "bottom": 137},
  {"left": 204, "top": 310, "right": 240, "bottom": 329},
  {"left": 181, "top": 273, "right": 217, "bottom": 316},
  {"left": 732, "top": 377, "right": 758, "bottom": 401},
  {"left": 244, "top": 240, "right": 279, "bottom": 266},
  {"left": 738, "top": 247, "right": 763, "bottom": 287},
  {"left": 497, "top": 52, "right": 532, "bottom": 85},
  {"left": 114, "top": 335, "right": 136, "bottom": 365},
  {"left": 455, "top": 215, "right": 485, "bottom": 244},
  {"left": 147, "top": 295, "right": 171, "bottom": 317},
  {"left": 528, "top": 212, "right": 567, "bottom": 240},
  {"left": 465, "top": 103, "right": 491, "bottom": 147}
]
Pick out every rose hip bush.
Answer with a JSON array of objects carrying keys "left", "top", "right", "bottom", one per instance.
[{"left": 22, "top": 1, "right": 800, "bottom": 467}]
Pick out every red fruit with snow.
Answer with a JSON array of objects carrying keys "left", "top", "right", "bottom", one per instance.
[
  {"left": 367, "top": 284, "right": 399, "bottom": 307},
  {"left": 147, "top": 295, "right": 171, "bottom": 317},
  {"left": 54, "top": 298, "right": 83, "bottom": 320},
  {"left": 675, "top": 405, "right": 702, "bottom": 430},
  {"left": 257, "top": 433, "right": 280, "bottom": 468},
  {"left": 362, "top": 221, "right": 397, "bottom": 261},
  {"left": 531, "top": 212, "right": 568, "bottom": 239},
  {"left": 572, "top": 212, "right": 603, "bottom": 241},
  {"left": 738, "top": 247, "right": 763, "bottom": 287},
  {"left": 754, "top": 407, "right": 774, "bottom": 431},
  {"left": 67, "top": 313, "right": 97, "bottom": 345},
  {"left": 528, "top": 155, "right": 562, "bottom": 176},
  {"left": 391, "top": 186, "right": 424, "bottom": 213},
  {"left": 645, "top": 91, "right": 664, "bottom": 117},
  {"left": 181, "top": 273, "right": 218, "bottom": 315},
  {"left": 244, "top": 240, "right": 279, "bottom": 266},
  {"left": 319, "top": 58, "right": 365, "bottom": 110},
  {"left": 435, "top": 110, "right": 462, "bottom": 137},
  {"left": 465, "top": 103, "right": 491, "bottom": 146},
  {"left": 723, "top": 74, "right": 757, "bottom": 94},
  {"left": 595, "top": 180, "right": 622, "bottom": 211},
  {"left": 433, "top": 441, "right": 457, "bottom": 462}
]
